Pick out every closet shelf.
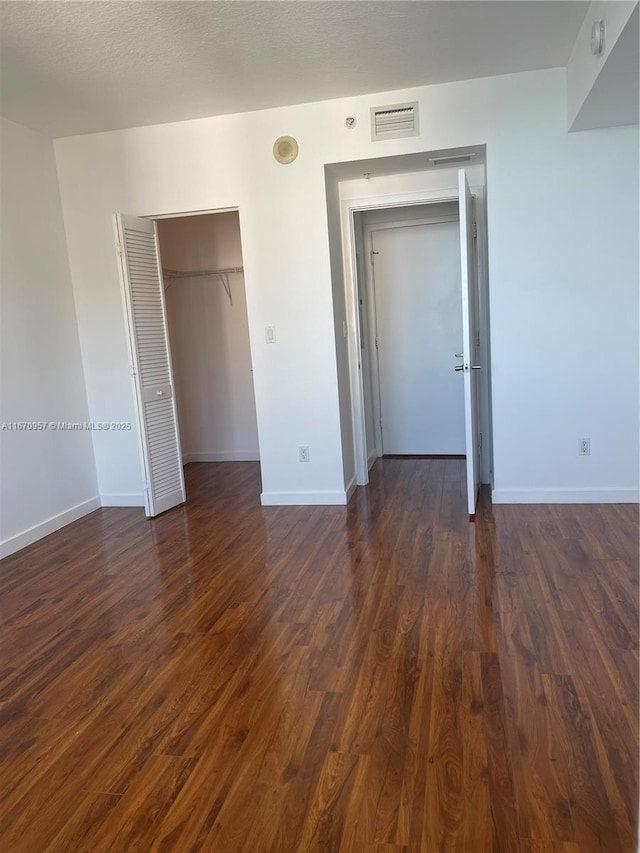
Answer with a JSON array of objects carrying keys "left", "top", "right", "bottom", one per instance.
[
  {"left": 162, "top": 266, "right": 243, "bottom": 305},
  {"left": 163, "top": 267, "right": 244, "bottom": 279}
]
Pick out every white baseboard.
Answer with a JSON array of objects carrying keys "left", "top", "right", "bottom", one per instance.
[
  {"left": 492, "top": 487, "right": 640, "bottom": 504},
  {"left": 367, "top": 450, "right": 378, "bottom": 471},
  {"left": 183, "top": 451, "right": 260, "bottom": 464},
  {"left": 0, "top": 496, "right": 101, "bottom": 559},
  {"left": 261, "top": 490, "right": 349, "bottom": 506},
  {"left": 100, "top": 493, "right": 145, "bottom": 507}
]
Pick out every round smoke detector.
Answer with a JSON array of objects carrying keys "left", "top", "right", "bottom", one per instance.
[{"left": 273, "top": 135, "right": 299, "bottom": 164}]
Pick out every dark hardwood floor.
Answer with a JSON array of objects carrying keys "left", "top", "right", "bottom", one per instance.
[{"left": 0, "top": 459, "right": 637, "bottom": 852}]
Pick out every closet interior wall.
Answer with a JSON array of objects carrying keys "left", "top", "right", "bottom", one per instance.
[{"left": 157, "top": 212, "right": 259, "bottom": 464}]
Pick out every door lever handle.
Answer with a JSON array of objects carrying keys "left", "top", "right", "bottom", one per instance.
[
  {"left": 471, "top": 365, "right": 481, "bottom": 370},
  {"left": 454, "top": 364, "right": 464, "bottom": 372}
]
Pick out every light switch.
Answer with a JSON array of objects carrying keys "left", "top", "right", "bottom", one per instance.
[{"left": 265, "top": 326, "right": 276, "bottom": 344}]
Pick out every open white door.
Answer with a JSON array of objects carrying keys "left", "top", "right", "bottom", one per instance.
[
  {"left": 113, "top": 214, "right": 186, "bottom": 517},
  {"left": 457, "top": 171, "right": 481, "bottom": 516}
]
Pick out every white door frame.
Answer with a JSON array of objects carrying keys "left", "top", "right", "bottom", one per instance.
[
  {"left": 362, "top": 212, "right": 460, "bottom": 457},
  {"left": 340, "top": 186, "right": 490, "bottom": 487}
]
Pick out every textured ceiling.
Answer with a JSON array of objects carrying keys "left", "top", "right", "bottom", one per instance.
[{"left": 0, "top": 1, "right": 589, "bottom": 138}]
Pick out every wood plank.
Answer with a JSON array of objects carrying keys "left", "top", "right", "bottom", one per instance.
[{"left": 0, "top": 459, "right": 636, "bottom": 851}]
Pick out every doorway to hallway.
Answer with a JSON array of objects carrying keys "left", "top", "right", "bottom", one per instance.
[
  {"left": 342, "top": 169, "right": 489, "bottom": 515},
  {"left": 364, "top": 211, "right": 465, "bottom": 456}
]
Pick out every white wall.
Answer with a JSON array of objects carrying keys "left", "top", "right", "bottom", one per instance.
[
  {"left": 53, "top": 68, "right": 639, "bottom": 506},
  {"left": 157, "top": 212, "right": 259, "bottom": 463},
  {"left": 567, "top": 1, "right": 638, "bottom": 131},
  {"left": 361, "top": 201, "right": 458, "bottom": 227},
  {"left": 0, "top": 118, "right": 98, "bottom": 557}
]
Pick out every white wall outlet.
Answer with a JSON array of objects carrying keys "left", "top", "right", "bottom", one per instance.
[
  {"left": 298, "top": 445, "right": 310, "bottom": 462},
  {"left": 265, "top": 325, "right": 276, "bottom": 344},
  {"left": 578, "top": 437, "right": 591, "bottom": 456}
]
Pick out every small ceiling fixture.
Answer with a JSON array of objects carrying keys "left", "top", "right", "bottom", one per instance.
[
  {"left": 590, "top": 19, "right": 605, "bottom": 55},
  {"left": 345, "top": 116, "right": 356, "bottom": 129},
  {"left": 273, "top": 135, "right": 299, "bottom": 164}
]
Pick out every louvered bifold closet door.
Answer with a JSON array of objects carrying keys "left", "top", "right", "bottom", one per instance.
[{"left": 113, "top": 214, "right": 185, "bottom": 517}]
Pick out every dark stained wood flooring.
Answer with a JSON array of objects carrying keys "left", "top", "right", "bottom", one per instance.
[{"left": 0, "top": 459, "right": 637, "bottom": 852}]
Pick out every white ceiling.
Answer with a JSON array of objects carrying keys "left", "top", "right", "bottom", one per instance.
[{"left": 0, "top": 1, "right": 589, "bottom": 138}]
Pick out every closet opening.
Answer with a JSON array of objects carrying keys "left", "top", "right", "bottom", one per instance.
[
  {"left": 157, "top": 209, "right": 259, "bottom": 467},
  {"left": 113, "top": 207, "right": 259, "bottom": 517},
  {"left": 156, "top": 211, "right": 260, "bottom": 499}
]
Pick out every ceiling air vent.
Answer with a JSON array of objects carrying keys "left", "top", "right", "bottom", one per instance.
[
  {"left": 370, "top": 101, "right": 419, "bottom": 142},
  {"left": 429, "top": 153, "right": 476, "bottom": 166}
]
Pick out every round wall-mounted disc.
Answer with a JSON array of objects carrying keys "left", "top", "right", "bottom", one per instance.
[{"left": 273, "top": 135, "right": 299, "bottom": 164}]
